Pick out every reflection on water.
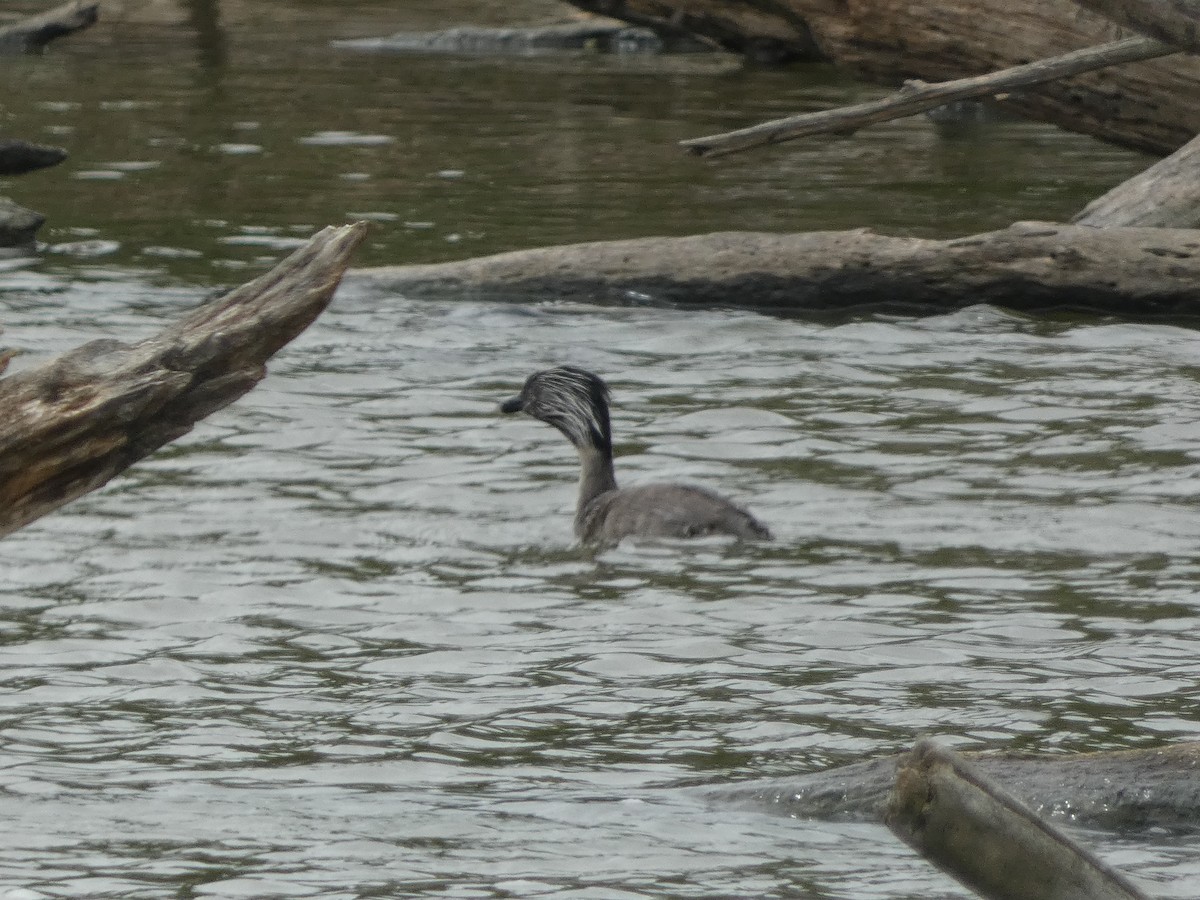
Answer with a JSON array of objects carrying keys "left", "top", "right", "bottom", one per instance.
[{"left": 1, "top": 3, "right": 1197, "bottom": 898}]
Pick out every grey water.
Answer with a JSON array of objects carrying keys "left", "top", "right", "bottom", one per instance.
[{"left": 2, "top": 2, "right": 1199, "bottom": 897}]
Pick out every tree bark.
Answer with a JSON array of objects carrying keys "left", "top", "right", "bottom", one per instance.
[
  {"left": 1073, "top": 130, "right": 1200, "bottom": 226},
  {"left": 0, "top": 0, "right": 99, "bottom": 53},
  {"left": 1072, "top": 0, "right": 1200, "bottom": 52},
  {"left": 0, "top": 221, "right": 367, "bottom": 538},
  {"left": 566, "top": 0, "right": 1200, "bottom": 156},
  {"left": 350, "top": 223, "right": 1200, "bottom": 318}
]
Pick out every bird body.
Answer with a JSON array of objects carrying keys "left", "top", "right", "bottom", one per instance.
[{"left": 500, "top": 366, "right": 771, "bottom": 544}]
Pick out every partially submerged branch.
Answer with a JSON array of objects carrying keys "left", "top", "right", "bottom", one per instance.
[
  {"left": 0, "top": 0, "right": 99, "bottom": 53},
  {"left": 0, "top": 222, "right": 368, "bottom": 538},
  {"left": 887, "top": 739, "right": 1150, "bottom": 900},
  {"left": 681, "top": 34, "right": 1173, "bottom": 157}
]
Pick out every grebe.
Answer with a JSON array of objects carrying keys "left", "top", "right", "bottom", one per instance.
[{"left": 500, "top": 366, "right": 772, "bottom": 543}]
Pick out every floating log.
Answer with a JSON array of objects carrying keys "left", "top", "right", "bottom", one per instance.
[
  {"left": 0, "top": 222, "right": 368, "bottom": 538},
  {"left": 350, "top": 222, "right": 1200, "bottom": 319},
  {"left": 707, "top": 741, "right": 1200, "bottom": 834},
  {"left": 0, "top": 0, "right": 99, "bottom": 54},
  {"left": 887, "top": 740, "right": 1151, "bottom": 900}
]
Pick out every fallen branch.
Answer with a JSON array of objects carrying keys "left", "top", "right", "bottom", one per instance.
[
  {"left": 0, "top": 221, "right": 368, "bottom": 538},
  {"left": 350, "top": 222, "right": 1200, "bottom": 318},
  {"left": 0, "top": 0, "right": 99, "bottom": 53},
  {"left": 681, "top": 34, "right": 1173, "bottom": 157},
  {"left": 887, "top": 739, "right": 1150, "bottom": 900}
]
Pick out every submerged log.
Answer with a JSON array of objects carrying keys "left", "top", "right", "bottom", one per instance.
[
  {"left": 706, "top": 741, "right": 1200, "bottom": 833},
  {"left": 333, "top": 20, "right": 708, "bottom": 57},
  {"left": 566, "top": 0, "right": 1200, "bottom": 155},
  {"left": 887, "top": 740, "right": 1150, "bottom": 900},
  {"left": 350, "top": 223, "right": 1200, "bottom": 319},
  {"left": 0, "top": 222, "right": 368, "bottom": 538},
  {"left": 0, "top": 0, "right": 98, "bottom": 54}
]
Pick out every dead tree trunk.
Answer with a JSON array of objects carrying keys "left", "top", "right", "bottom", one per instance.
[{"left": 0, "top": 221, "right": 367, "bottom": 538}]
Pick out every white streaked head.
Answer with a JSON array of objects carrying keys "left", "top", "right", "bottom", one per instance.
[{"left": 500, "top": 366, "right": 613, "bottom": 452}]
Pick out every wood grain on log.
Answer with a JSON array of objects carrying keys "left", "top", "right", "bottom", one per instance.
[
  {"left": 887, "top": 740, "right": 1150, "bottom": 900},
  {"left": 0, "top": 222, "right": 368, "bottom": 538},
  {"left": 350, "top": 223, "right": 1200, "bottom": 318},
  {"left": 1074, "top": 131, "right": 1200, "bottom": 226},
  {"left": 0, "top": 0, "right": 99, "bottom": 53},
  {"left": 566, "top": 0, "right": 1200, "bottom": 155}
]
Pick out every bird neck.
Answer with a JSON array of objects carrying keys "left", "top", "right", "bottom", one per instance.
[{"left": 575, "top": 444, "right": 617, "bottom": 526}]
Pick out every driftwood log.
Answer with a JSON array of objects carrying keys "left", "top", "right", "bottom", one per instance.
[
  {"left": 0, "top": 222, "right": 367, "bottom": 538},
  {"left": 886, "top": 740, "right": 1150, "bottom": 900},
  {"left": 0, "top": 0, "right": 98, "bottom": 54},
  {"left": 351, "top": 222, "right": 1200, "bottom": 318}
]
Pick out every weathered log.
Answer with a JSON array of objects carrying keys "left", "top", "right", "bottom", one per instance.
[
  {"left": 0, "top": 139, "right": 67, "bottom": 175},
  {"left": 0, "top": 222, "right": 368, "bottom": 538},
  {"left": 887, "top": 740, "right": 1150, "bottom": 900},
  {"left": 1073, "top": 0, "right": 1200, "bottom": 52},
  {"left": 350, "top": 223, "right": 1200, "bottom": 318},
  {"left": 0, "top": 0, "right": 98, "bottom": 54},
  {"left": 1074, "top": 131, "right": 1200, "bottom": 226},
  {"left": 706, "top": 741, "right": 1200, "bottom": 833},
  {"left": 682, "top": 35, "right": 1173, "bottom": 158},
  {"left": 566, "top": 0, "right": 1200, "bottom": 155}
]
